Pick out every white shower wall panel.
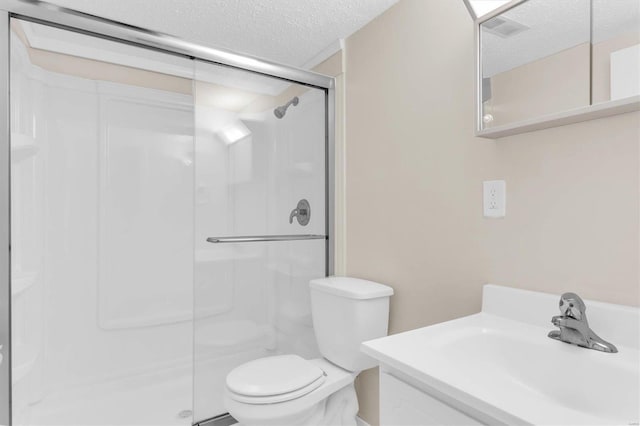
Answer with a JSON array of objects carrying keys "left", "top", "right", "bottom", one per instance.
[
  {"left": 10, "top": 38, "right": 196, "bottom": 401},
  {"left": 98, "top": 85, "right": 194, "bottom": 330},
  {"left": 11, "top": 39, "right": 197, "bottom": 422},
  {"left": 40, "top": 79, "right": 102, "bottom": 390}
]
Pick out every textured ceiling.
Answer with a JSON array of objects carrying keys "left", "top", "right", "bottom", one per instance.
[
  {"left": 43, "top": 0, "right": 398, "bottom": 68},
  {"left": 482, "top": 0, "right": 640, "bottom": 76}
]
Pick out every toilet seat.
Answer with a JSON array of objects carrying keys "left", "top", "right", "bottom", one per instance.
[
  {"left": 224, "top": 358, "right": 357, "bottom": 426},
  {"left": 226, "top": 354, "right": 327, "bottom": 404},
  {"left": 228, "top": 375, "right": 326, "bottom": 404}
]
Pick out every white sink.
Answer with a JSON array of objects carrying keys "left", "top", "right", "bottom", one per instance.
[{"left": 362, "top": 285, "right": 640, "bottom": 425}]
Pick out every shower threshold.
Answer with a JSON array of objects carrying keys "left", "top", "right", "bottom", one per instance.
[{"left": 195, "top": 413, "right": 237, "bottom": 426}]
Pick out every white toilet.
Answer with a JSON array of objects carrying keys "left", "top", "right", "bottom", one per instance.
[{"left": 224, "top": 276, "right": 393, "bottom": 426}]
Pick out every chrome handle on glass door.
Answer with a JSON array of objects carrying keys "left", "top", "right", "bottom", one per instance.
[
  {"left": 206, "top": 234, "right": 326, "bottom": 244},
  {"left": 207, "top": 199, "right": 317, "bottom": 244}
]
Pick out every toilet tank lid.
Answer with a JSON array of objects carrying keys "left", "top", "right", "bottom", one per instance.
[{"left": 310, "top": 276, "right": 393, "bottom": 300}]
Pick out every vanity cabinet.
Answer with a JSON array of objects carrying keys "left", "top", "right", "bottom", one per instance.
[{"left": 380, "top": 370, "right": 482, "bottom": 426}]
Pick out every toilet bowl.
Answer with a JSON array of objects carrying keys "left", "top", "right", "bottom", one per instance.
[
  {"left": 224, "top": 277, "right": 393, "bottom": 426},
  {"left": 225, "top": 356, "right": 357, "bottom": 426}
]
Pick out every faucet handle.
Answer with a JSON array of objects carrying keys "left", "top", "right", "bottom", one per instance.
[
  {"left": 558, "top": 292, "right": 587, "bottom": 320},
  {"left": 549, "top": 292, "right": 618, "bottom": 353}
]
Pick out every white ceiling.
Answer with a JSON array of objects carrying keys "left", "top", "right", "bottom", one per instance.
[
  {"left": 482, "top": 0, "right": 640, "bottom": 77},
  {"left": 43, "top": 0, "right": 398, "bottom": 69}
]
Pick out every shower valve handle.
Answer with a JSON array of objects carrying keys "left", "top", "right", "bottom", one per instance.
[{"left": 289, "top": 199, "right": 310, "bottom": 226}]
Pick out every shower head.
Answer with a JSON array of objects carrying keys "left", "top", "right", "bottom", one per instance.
[{"left": 274, "top": 96, "right": 299, "bottom": 119}]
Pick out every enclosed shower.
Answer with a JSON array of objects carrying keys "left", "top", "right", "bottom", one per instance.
[{"left": 0, "top": 2, "right": 334, "bottom": 425}]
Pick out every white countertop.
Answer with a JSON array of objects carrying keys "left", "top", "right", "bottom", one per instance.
[{"left": 362, "top": 284, "right": 640, "bottom": 425}]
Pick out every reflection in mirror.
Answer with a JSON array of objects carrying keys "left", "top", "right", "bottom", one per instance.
[
  {"left": 481, "top": 0, "right": 591, "bottom": 128},
  {"left": 592, "top": 0, "right": 640, "bottom": 104}
]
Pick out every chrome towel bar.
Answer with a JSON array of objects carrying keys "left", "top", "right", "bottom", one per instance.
[{"left": 206, "top": 234, "right": 326, "bottom": 244}]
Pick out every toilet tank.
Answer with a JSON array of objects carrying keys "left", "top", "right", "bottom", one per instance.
[{"left": 310, "top": 276, "right": 393, "bottom": 372}]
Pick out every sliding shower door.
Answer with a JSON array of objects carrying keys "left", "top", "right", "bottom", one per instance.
[
  {"left": 4, "top": 10, "right": 331, "bottom": 426},
  {"left": 193, "top": 61, "right": 328, "bottom": 422},
  {"left": 10, "top": 19, "right": 195, "bottom": 425}
]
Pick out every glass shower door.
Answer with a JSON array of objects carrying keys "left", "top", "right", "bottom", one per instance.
[
  {"left": 193, "top": 60, "right": 328, "bottom": 422},
  {"left": 10, "top": 19, "right": 195, "bottom": 425}
]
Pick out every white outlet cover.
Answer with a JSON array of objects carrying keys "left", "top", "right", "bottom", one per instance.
[{"left": 483, "top": 180, "right": 506, "bottom": 218}]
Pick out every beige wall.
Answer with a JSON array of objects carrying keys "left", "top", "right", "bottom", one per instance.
[
  {"left": 345, "top": 1, "right": 495, "bottom": 423},
  {"left": 485, "top": 43, "right": 590, "bottom": 127},
  {"left": 343, "top": 1, "right": 639, "bottom": 425},
  {"left": 488, "top": 111, "right": 639, "bottom": 305}
]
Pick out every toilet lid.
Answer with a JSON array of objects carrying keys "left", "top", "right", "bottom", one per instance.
[{"left": 226, "top": 355, "right": 326, "bottom": 399}]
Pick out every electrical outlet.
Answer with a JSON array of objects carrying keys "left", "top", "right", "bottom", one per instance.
[{"left": 483, "top": 180, "right": 506, "bottom": 218}]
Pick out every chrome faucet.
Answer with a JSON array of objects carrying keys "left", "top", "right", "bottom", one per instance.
[{"left": 548, "top": 292, "right": 617, "bottom": 353}]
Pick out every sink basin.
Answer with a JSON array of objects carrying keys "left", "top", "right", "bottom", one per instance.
[
  {"left": 362, "top": 285, "right": 640, "bottom": 425},
  {"left": 431, "top": 319, "right": 639, "bottom": 423}
]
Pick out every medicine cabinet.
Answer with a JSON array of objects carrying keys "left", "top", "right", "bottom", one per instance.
[{"left": 470, "top": 0, "right": 640, "bottom": 138}]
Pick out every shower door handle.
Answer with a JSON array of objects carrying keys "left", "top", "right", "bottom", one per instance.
[{"left": 206, "top": 234, "right": 325, "bottom": 243}]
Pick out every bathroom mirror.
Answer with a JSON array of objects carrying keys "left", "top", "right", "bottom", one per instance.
[
  {"left": 591, "top": 0, "right": 640, "bottom": 105},
  {"left": 476, "top": 0, "right": 640, "bottom": 137},
  {"left": 480, "top": 0, "right": 592, "bottom": 129}
]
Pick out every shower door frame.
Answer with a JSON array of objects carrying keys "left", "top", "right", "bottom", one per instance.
[{"left": 0, "top": 1, "right": 336, "bottom": 424}]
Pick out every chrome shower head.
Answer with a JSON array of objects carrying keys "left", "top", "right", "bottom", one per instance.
[{"left": 274, "top": 96, "right": 299, "bottom": 119}]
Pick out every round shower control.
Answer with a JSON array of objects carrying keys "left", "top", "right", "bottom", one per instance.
[{"left": 289, "top": 199, "right": 311, "bottom": 226}]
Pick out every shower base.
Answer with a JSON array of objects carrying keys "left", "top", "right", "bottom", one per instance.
[{"left": 14, "top": 366, "right": 193, "bottom": 426}]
